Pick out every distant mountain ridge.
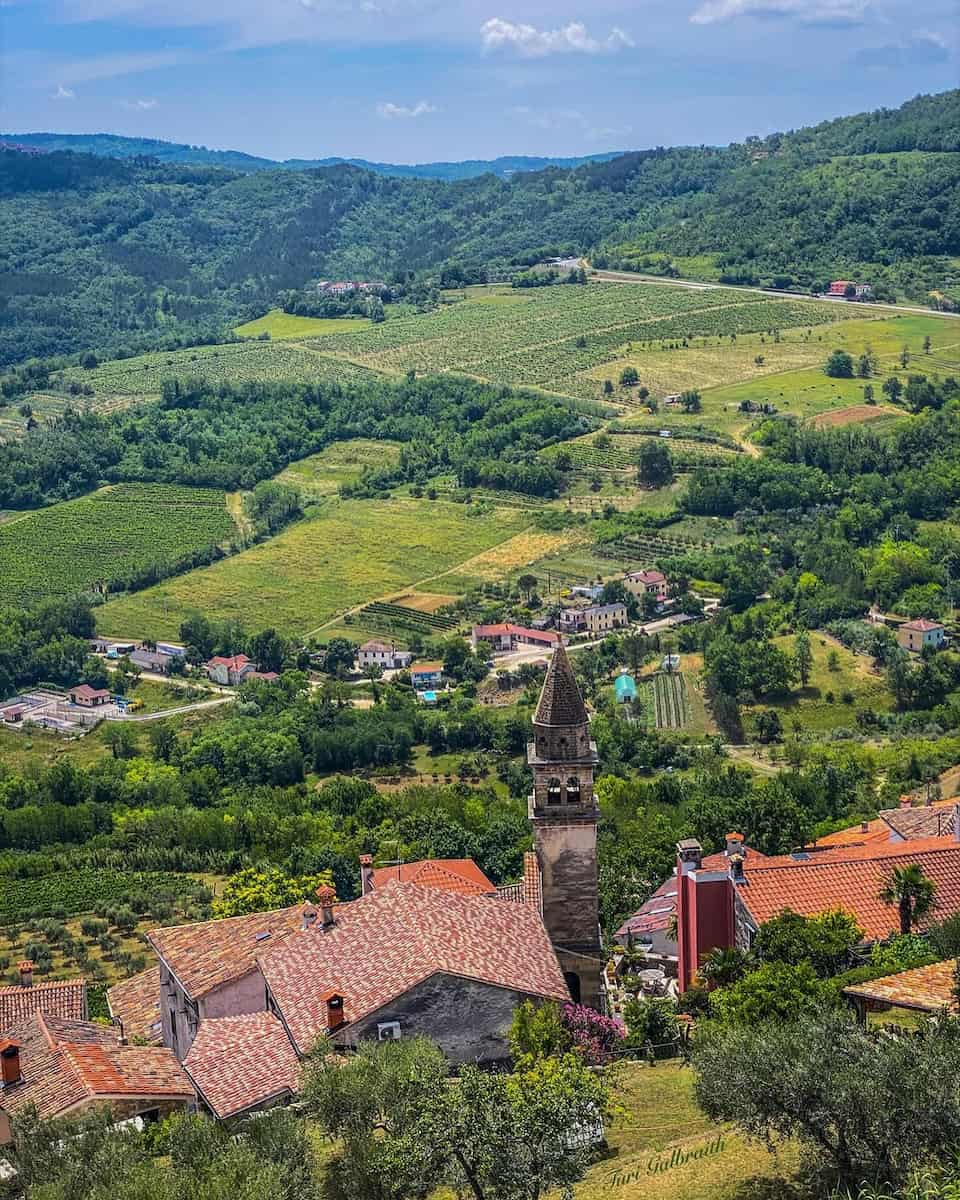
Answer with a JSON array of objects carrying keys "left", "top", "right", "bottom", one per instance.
[{"left": 0, "top": 133, "right": 626, "bottom": 180}]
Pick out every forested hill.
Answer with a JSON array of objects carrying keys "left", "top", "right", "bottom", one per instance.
[
  {"left": 1, "top": 134, "right": 624, "bottom": 180},
  {"left": 1, "top": 89, "right": 958, "bottom": 368}
]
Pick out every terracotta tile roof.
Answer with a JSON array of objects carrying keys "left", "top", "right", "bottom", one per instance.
[
  {"left": 615, "top": 845, "right": 770, "bottom": 942},
  {"left": 627, "top": 569, "right": 666, "bottom": 584},
  {"left": 411, "top": 662, "right": 443, "bottom": 673},
  {"left": 843, "top": 959, "right": 958, "bottom": 1014},
  {"left": 147, "top": 906, "right": 305, "bottom": 1001},
  {"left": 0, "top": 978, "right": 86, "bottom": 1033},
  {"left": 107, "top": 966, "right": 162, "bottom": 1045},
  {"left": 370, "top": 858, "right": 496, "bottom": 896},
  {"left": 69, "top": 684, "right": 110, "bottom": 700},
  {"left": 206, "top": 654, "right": 250, "bottom": 669},
  {"left": 814, "top": 819, "right": 892, "bottom": 849},
  {"left": 360, "top": 640, "right": 392, "bottom": 652},
  {"left": 739, "top": 837, "right": 960, "bottom": 938},
  {"left": 183, "top": 1012, "right": 300, "bottom": 1120},
  {"left": 901, "top": 619, "right": 944, "bottom": 632},
  {"left": 879, "top": 804, "right": 957, "bottom": 841},
  {"left": 259, "top": 882, "right": 569, "bottom": 1054},
  {"left": 495, "top": 852, "right": 543, "bottom": 910},
  {"left": 473, "top": 624, "right": 560, "bottom": 644},
  {"left": 0, "top": 1013, "right": 193, "bottom": 1120},
  {"left": 533, "top": 643, "right": 588, "bottom": 727}
]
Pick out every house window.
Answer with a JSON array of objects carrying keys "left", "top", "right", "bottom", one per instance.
[{"left": 377, "top": 1021, "right": 402, "bottom": 1041}]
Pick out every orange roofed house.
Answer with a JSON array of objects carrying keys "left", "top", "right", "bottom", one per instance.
[
  {"left": 0, "top": 1014, "right": 194, "bottom": 1142},
  {"left": 106, "top": 645, "right": 606, "bottom": 1121},
  {"left": 674, "top": 822, "right": 960, "bottom": 990}
]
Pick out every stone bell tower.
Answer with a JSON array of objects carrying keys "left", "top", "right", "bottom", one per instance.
[{"left": 528, "top": 643, "right": 603, "bottom": 1010}]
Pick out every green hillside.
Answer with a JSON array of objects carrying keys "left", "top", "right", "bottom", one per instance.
[{"left": 0, "top": 90, "right": 957, "bottom": 368}]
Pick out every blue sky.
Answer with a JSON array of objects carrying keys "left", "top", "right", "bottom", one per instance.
[{"left": 2, "top": 0, "right": 957, "bottom": 162}]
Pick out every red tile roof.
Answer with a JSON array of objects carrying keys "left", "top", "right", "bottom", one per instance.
[
  {"left": 259, "top": 882, "right": 569, "bottom": 1054},
  {"left": 739, "top": 837, "right": 960, "bottom": 938},
  {"left": 183, "top": 1012, "right": 300, "bottom": 1119},
  {"left": 107, "top": 966, "right": 162, "bottom": 1045},
  {"left": 206, "top": 654, "right": 250, "bottom": 669},
  {"left": 843, "top": 959, "right": 958, "bottom": 1014},
  {"left": 411, "top": 662, "right": 444, "bottom": 673},
  {"left": 147, "top": 906, "right": 305, "bottom": 1001},
  {"left": 0, "top": 978, "right": 86, "bottom": 1033},
  {"left": 370, "top": 858, "right": 496, "bottom": 896},
  {"left": 0, "top": 1013, "right": 193, "bottom": 1120},
  {"left": 814, "top": 819, "right": 892, "bottom": 849},
  {"left": 473, "top": 623, "right": 560, "bottom": 644},
  {"left": 901, "top": 619, "right": 944, "bottom": 632},
  {"left": 69, "top": 685, "right": 110, "bottom": 700},
  {"left": 615, "top": 845, "right": 770, "bottom": 942},
  {"left": 627, "top": 569, "right": 666, "bottom": 584}
]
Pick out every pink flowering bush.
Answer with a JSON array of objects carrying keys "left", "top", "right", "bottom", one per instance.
[{"left": 560, "top": 1002, "right": 625, "bottom": 1066}]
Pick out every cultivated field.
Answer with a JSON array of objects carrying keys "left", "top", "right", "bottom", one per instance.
[
  {"left": 235, "top": 309, "right": 371, "bottom": 339},
  {"left": 57, "top": 339, "right": 380, "bottom": 400},
  {"left": 809, "top": 403, "right": 905, "bottom": 429},
  {"left": 0, "top": 483, "right": 236, "bottom": 607},
  {"left": 276, "top": 438, "right": 403, "bottom": 498},
  {"left": 99, "top": 498, "right": 529, "bottom": 639}
]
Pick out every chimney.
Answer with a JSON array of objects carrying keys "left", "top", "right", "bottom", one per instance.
[
  {"left": 18, "top": 960, "right": 33, "bottom": 989},
  {"left": 728, "top": 854, "right": 745, "bottom": 883},
  {"left": 302, "top": 904, "right": 318, "bottom": 931},
  {"left": 359, "top": 854, "right": 374, "bottom": 896},
  {"left": 860, "top": 820, "right": 869, "bottom": 833},
  {"left": 319, "top": 990, "right": 345, "bottom": 1032},
  {"left": 724, "top": 832, "right": 745, "bottom": 858},
  {"left": 316, "top": 885, "right": 337, "bottom": 927},
  {"left": 0, "top": 1040, "right": 21, "bottom": 1088},
  {"left": 954, "top": 803, "right": 960, "bottom": 843},
  {"left": 116, "top": 1019, "right": 127, "bottom": 1046},
  {"left": 677, "top": 839, "right": 702, "bottom": 874},
  {"left": 900, "top": 795, "right": 912, "bottom": 809}
]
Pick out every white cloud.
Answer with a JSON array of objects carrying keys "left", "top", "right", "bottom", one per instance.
[
  {"left": 376, "top": 100, "right": 437, "bottom": 119},
  {"left": 481, "top": 17, "right": 634, "bottom": 57},
  {"left": 121, "top": 96, "right": 159, "bottom": 109},
  {"left": 51, "top": 84, "right": 76, "bottom": 99},
  {"left": 690, "top": 0, "right": 869, "bottom": 24}
]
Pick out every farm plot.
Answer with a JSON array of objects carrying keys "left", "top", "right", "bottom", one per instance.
[
  {"left": 0, "top": 483, "right": 236, "bottom": 607},
  {"left": 305, "top": 283, "right": 858, "bottom": 400},
  {"left": 58, "top": 340, "right": 381, "bottom": 401},
  {"left": 652, "top": 672, "right": 692, "bottom": 730},
  {"left": 357, "top": 600, "right": 460, "bottom": 641},
  {"left": 100, "top": 498, "right": 528, "bottom": 640}
]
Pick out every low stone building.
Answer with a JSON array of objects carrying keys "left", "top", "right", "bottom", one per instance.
[{"left": 0, "top": 1013, "right": 194, "bottom": 1142}]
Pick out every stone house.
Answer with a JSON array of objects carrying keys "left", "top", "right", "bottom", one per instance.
[
  {"left": 357, "top": 640, "right": 413, "bottom": 671},
  {"left": 623, "top": 569, "right": 668, "bottom": 603},
  {"left": 581, "top": 603, "right": 628, "bottom": 635},
  {"left": 896, "top": 618, "right": 946, "bottom": 653},
  {"left": 0, "top": 1013, "right": 194, "bottom": 1143},
  {"left": 205, "top": 655, "right": 255, "bottom": 686}
]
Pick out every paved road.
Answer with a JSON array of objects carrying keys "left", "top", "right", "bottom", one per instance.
[
  {"left": 107, "top": 696, "right": 235, "bottom": 722},
  {"left": 589, "top": 269, "right": 960, "bottom": 322}
]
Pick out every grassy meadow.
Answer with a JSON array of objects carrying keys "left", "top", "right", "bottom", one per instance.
[
  {"left": 235, "top": 309, "right": 371, "bottom": 339},
  {"left": 276, "top": 439, "right": 403, "bottom": 499},
  {"left": 742, "top": 633, "right": 893, "bottom": 736},
  {"left": 100, "top": 498, "right": 529, "bottom": 640}
]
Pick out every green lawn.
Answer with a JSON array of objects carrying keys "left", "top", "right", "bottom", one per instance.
[
  {"left": 275, "top": 439, "right": 403, "bottom": 499},
  {"left": 235, "top": 309, "right": 372, "bottom": 339},
  {"left": 743, "top": 633, "right": 893, "bottom": 737},
  {"left": 99, "top": 498, "right": 528, "bottom": 640},
  {"left": 579, "top": 1062, "right": 798, "bottom": 1200}
]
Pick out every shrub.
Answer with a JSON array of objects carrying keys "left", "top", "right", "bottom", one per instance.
[{"left": 559, "top": 1003, "right": 625, "bottom": 1065}]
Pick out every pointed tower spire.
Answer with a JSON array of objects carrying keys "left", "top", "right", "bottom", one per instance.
[{"left": 534, "top": 642, "right": 588, "bottom": 728}]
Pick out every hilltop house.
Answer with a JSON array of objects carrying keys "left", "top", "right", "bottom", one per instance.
[
  {"left": 410, "top": 662, "right": 444, "bottom": 690},
  {"left": 357, "top": 641, "right": 413, "bottom": 671},
  {"left": 896, "top": 618, "right": 946, "bottom": 654},
  {"left": 471, "top": 623, "right": 561, "bottom": 653},
  {"left": 205, "top": 655, "right": 255, "bottom": 686},
  {"left": 624, "top": 569, "right": 668, "bottom": 604},
  {"left": 104, "top": 645, "right": 605, "bottom": 1120},
  {"left": 828, "top": 280, "right": 872, "bottom": 299},
  {"left": 68, "top": 684, "right": 111, "bottom": 708},
  {"left": 581, "top": 603, "right": 628, "bottom": 635}
]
